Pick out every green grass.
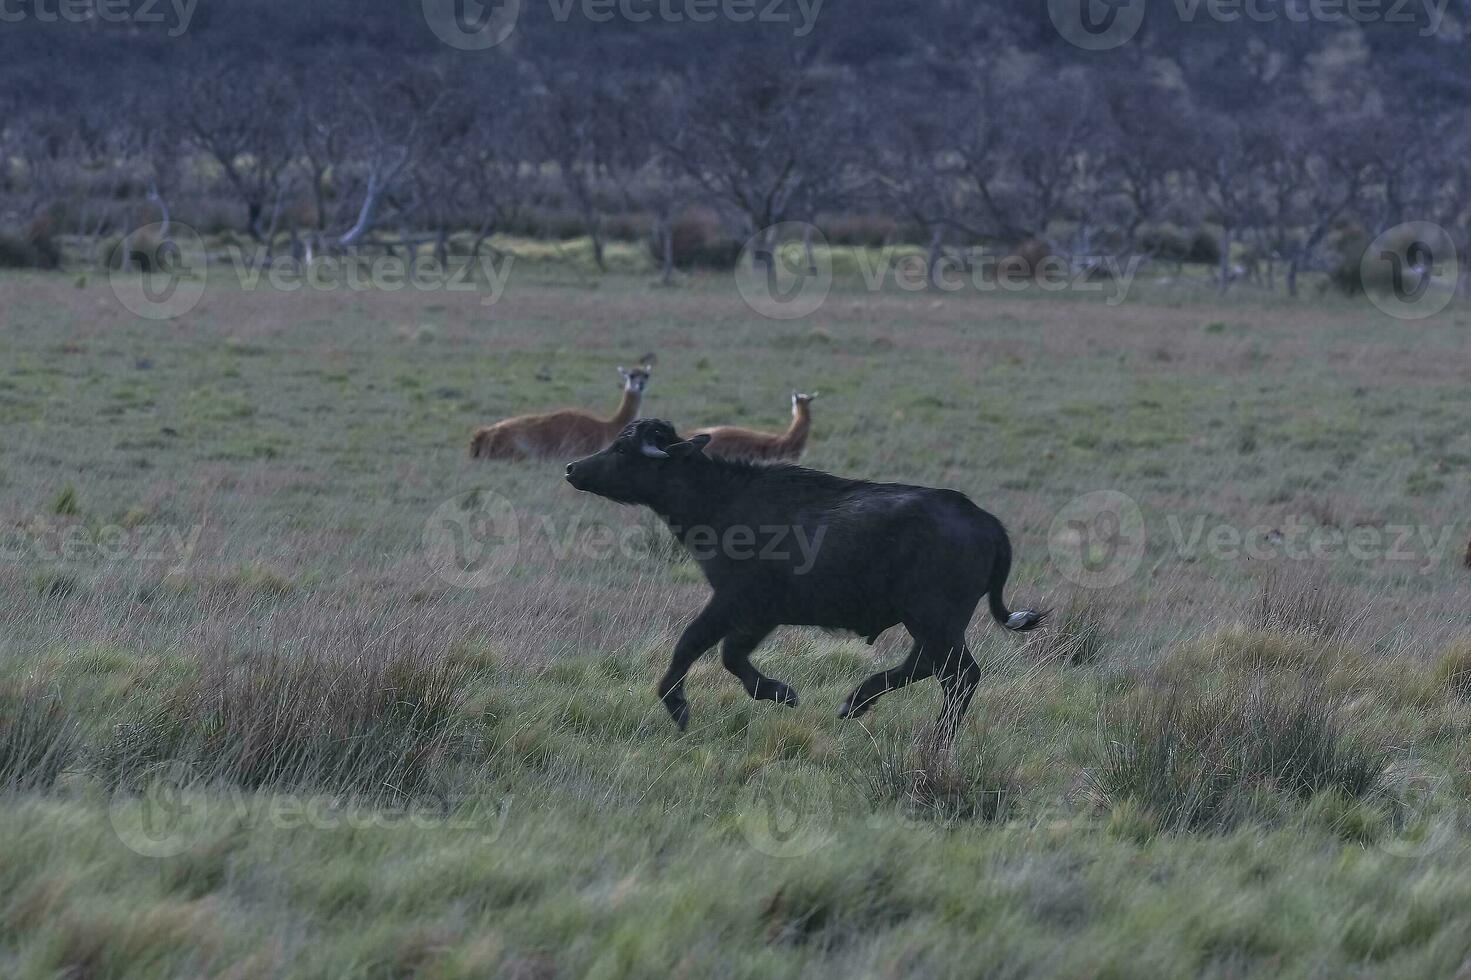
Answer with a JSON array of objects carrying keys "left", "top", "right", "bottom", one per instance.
[{"left": 1, "top": 259, "right": 1470, "bottom": 977}]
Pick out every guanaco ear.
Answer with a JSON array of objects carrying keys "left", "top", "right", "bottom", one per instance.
[
  {"left": 617, "top": 366, "right": 630, "bottom": 377},
  {"left": 665, "top": 434, "right": 711, "bottom": 459}
]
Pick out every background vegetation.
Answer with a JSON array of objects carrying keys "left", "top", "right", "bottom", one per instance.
[
  {"left": 4, "top": 2, "right": 1471, "bottom": 975},
  {"left": 1, "top": 259, "right": 1469, "bottom": 976},
  {"left": 2, "top": 2, "right": 1470, "bottom": 293}
]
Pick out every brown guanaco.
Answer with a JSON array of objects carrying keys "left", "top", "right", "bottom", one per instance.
[
  {"left": 470, "top": 363, "right": 652, "bottom": 459},
  {"left": 693, "top": 391, "right": 817, "bottom": 462}
]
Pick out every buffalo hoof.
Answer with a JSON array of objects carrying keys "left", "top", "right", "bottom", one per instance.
[
  {"left": 837, "top": 694, "right": 873, "bottom": 720},
  {"left": 764, "top": 682, "right": 799, "bottom": 707},
  {"left": 662, "top": 697, "right": 689, "bottom": 731}
]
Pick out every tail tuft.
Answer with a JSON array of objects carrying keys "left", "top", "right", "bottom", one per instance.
[
  {"left": 1004, "top": 609, "right": 1048, "bottom": 632},
  {"left": 986, "top": 535, "right": 1047, "bottom": 632}
]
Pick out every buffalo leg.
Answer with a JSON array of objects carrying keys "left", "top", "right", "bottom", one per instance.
[
  {"left": 932, "top": 635, "right": 982, "bottom": 738},
  {"left": 720, "top": 628, "right": 797, "bottom": 706},
  {"left": 838, "top": 637, "right": 935, "bottom": 719},
  {"left": 656, "top": 603, "right": 731, "bottom": 731}
]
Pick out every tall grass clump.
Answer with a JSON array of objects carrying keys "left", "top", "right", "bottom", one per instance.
[
  {"left": 1092, "top": 677, "right": 1387, "bottom": 834},
  {"left": 1160, "top": 627, "right": 1361, "bottom": 684},
  {"left": 1, "top": 682, "right": 80, "bottom": 792},
  {"left": 1251, "top": 566, "right": 1357, "bottom": 640},
  {"left": 1432, "top": 641, "right": 1471, "bottom": 701},
  {"left": 101, "top": 637, "right": 477, "bottom": 800},
  {"left": 1026, "top": 595, "right": 1110, "bottom": 666},
  {"left": 862, "top": 730, "right": 1017, "bottom": 824}
]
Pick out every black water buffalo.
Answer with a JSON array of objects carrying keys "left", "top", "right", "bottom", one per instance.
[{"left": 565, "top": 419, "right": 1046, "bottom": 734}]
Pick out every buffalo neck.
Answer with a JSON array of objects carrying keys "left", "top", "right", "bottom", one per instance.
[{"left": 643, "top": 459, "right": 762, "bottom": 538}]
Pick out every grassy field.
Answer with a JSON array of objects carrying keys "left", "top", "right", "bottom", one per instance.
[{"left": 2, "top": 254, "right": 1471, "bottom": 978}]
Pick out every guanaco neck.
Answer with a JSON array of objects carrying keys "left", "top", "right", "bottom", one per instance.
[
  {"left": 774, "top": 403, "right": 811, "bottom": 455},
  {"left": 609, "top": 387, "right": 642, "bottom": 428}
]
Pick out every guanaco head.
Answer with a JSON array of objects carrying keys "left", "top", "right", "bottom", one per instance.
[
  {"left": 791, "top": 391, "right": 818, "bottom": 414},
  {"left": 618, "top": 365, "right": 652, "bottom": 395}
]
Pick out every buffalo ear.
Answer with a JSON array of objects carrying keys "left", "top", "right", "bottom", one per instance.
[{"left": 665, "top": 434, "right": 712, "bottom": 459}]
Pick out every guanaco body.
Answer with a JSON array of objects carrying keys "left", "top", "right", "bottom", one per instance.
[
  {"left": 470, "top": 365, "right": 652, "bottom": 459},
  {"left": 693, "top": 392, "right": 817, "bottom": 462}
]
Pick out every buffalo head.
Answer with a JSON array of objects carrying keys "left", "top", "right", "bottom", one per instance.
[{"left": 565, "top": 419, "right": 710, "bottom": 506}]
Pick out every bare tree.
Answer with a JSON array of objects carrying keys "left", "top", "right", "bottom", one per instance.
[
  {"left": 1000, "top": 66, "right": 1102, "bottom": 247},
  {"left": 294, "top": 69, "right": 353, "bottom": 247},
  {"left": 1194, "top": 114, "right": 1268, "bottom": 295},
  {"left": 869, "top": 86, "right": 969, "bottom": 288},
  {"left": 659, "top": 47, "right": 860, "bottom": 275},
  {"left": 1099, "top": 74, "right": 1196, "bottom": 256},
  {"left": 410, "top": 73, "right": 536, "bottom": 271},
  {"left": 524, "top": 68, "right": 648, "bottom": 272},
  {"left": 626, "top": 80, "right": 698, "bottom": 285},
  {"left": 1258, "top": 112, "right": 1366, "bottom": 297},
  {"left": 936, "top": 63, "right": 1104, "bottom": 254},
  {"left": 185, "top": 66, "right": 297, "bottom": 244},
  {"left": 334, "top": 69, "right": 446, "bottom": 249}
]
